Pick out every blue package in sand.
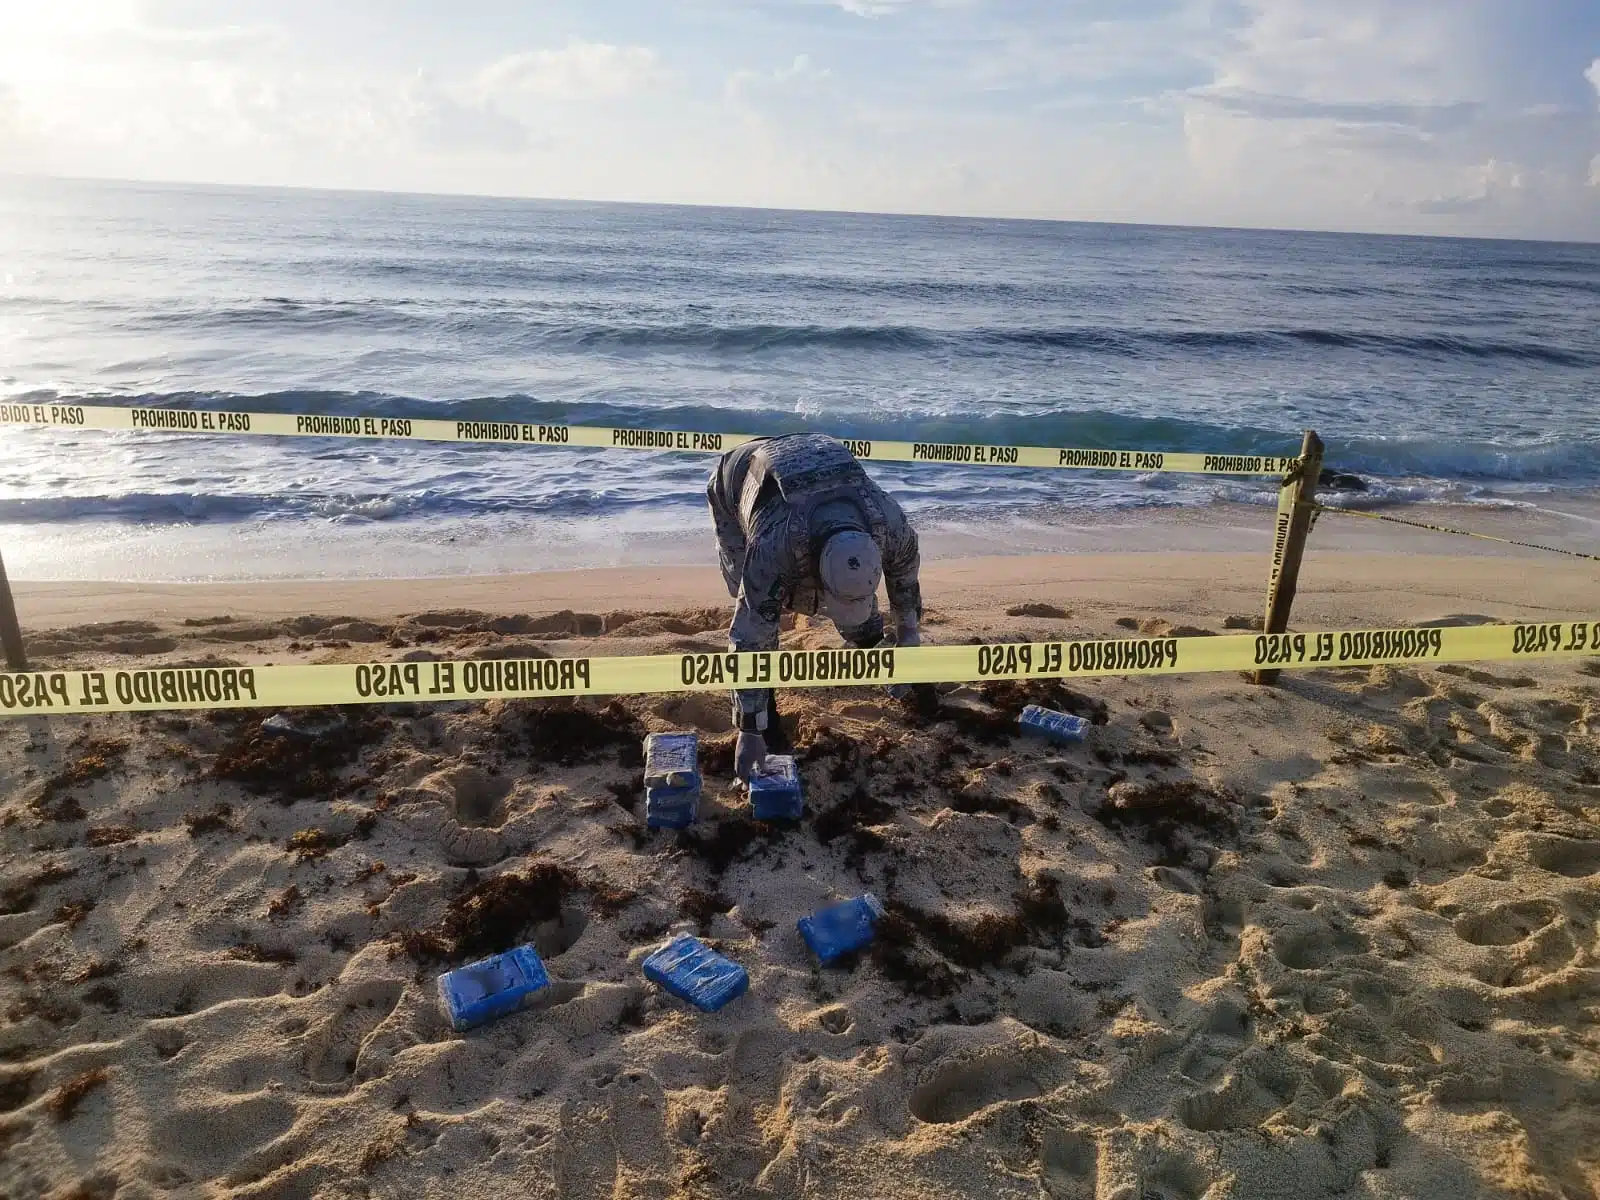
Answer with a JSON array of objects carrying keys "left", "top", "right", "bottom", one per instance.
[
  {"left": 645, "top": 784, "right": 699, "bottom": 830},
  {"left": 643, "top": 935, "right": 749, "bottom": 1012},
  {"left": 799, "top": 894, "right": 886, "bottom": 964},
  {"left": 644, "top": 732, "right": 700, "bottom": 789},
  {"left": 1019, "top": 704, "right": 1089, "bottom": 743},
  {"left": 749, "top": 754, "right": 804, "bottom": 820},
  {"left": 437, "top": 944, "right": 551, "bottom": 1032}
]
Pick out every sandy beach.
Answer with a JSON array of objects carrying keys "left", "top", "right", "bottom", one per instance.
[{"left": 2, "top": 549, "right": 1597, "bottom": 1199}]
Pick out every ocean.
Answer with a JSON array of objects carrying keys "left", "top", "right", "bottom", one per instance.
[{"left": 2, "top": 176, "right": 1597, "bottom": 581}]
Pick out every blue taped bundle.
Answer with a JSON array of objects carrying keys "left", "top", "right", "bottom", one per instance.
[
  {"left": 1019, "top": 704, "right": 1089, "bottom": 743},
  {"left": 644, "top": 732, "right": 701, "bottom": 789},
  {"left": 798, "top": 894, "right": 885, "bottom": 964},
  {"left": 749, "top": 754, "right": 804, "bottom": 820},
  {"left": 437, "top": 945, "right": 551, "bottom": 1032},
  {"left": 645, "top": 732, "right": 701, "bottom": 829},
  {"left": 642, "top": 935, "right": 749, "bottom": 1012}
]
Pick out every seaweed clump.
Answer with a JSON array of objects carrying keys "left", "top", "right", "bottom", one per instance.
[
  {"left": 32, "top": 740, "right": 130, "bottom": 822},
  {"left": 516, "top": 700, "right": 644, "bottom": 767},
  {"left": 211, "top": 710, "right": 386, "bottom": 802},
  {"left": 869, "top": 876, "right": 1101, "bottom": 996},
  {"left": 422, "top": 863, "right": 579, "bottom": 960},
  {"left": 681, "top": 817, "right": 784, "bottom": 875},
  {"left": 1094, "top": 779, "right": 1237, "bottom": 866},
  {"left": 979, "top": 680, "right": 1109, "bottom": 725}
]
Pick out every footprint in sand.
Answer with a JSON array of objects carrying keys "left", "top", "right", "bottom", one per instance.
[
  {"left": 1038, "top": 1125, "right": 1099, "bottom": 1198},
  {"left": 531, "top": 906, "right": 591, "bottom": 960},
  {"left": 151, "top": 1094, "right": 298, "bottom": 1177},
  {"left": 403, "top": 765, "right": 521, "bottom": 865},
  {"left": 907, "top": 1043, "right": 1070, "bottom": 1125},
  {"left": 1452, "top": 899, "right": 1577, "bottom": 989},
  {"left": 1175, "top": 996, "right": 1253, "bottom": 1087},
  {"left": 301, "top": 979, "right": 405, "bottom": 1086},
  {"left": 817, "top": 1006, "right": 853, "bottom": 1035},
  {"left": 1177, "top": 1045, "right": 1303, "bottom": 1133},
  {"left": 1436, "top": 664, "right": 1537, "bottom": 689},
  {"left": 1274, "top": 926, "right": 1371, "bottom": 971},
  {"left": 1454, "top": 899, "right": 1561, "bottom": 947},
  {"left": 441, "top": 767, "right": 512, "bottom": 827},
  {"left": 1526, "top": 836, "right": 1600, "bottom": 879},
  {"left": 1129, "top": 1153, "right": 1213, "bottom": 1200}
]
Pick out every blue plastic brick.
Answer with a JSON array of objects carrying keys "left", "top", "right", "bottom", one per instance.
[
  {"left": 798, "top": 893, "right": 885, "bottom": 964},
  {"left": 642, "top": 935, "right": 749, "bottom": 1012},
  {"left": 748, "top": 754, "right": 804, "bottom": 821},
  {"left": 1019, "top": 704, "right": 1089, "bottom": 744},
  {"left": 645, "top": 784, "right": 700, "bottom": 830},
  {"left": 644, "top": 732, "right": 700, "bottom": 790},
  {"left": 437, "top": 944, "right": 551, "bottom": 1032}
]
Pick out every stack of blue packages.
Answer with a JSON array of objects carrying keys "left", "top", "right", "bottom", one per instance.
[
  {"left": 798, "top": 894, "right": 886, "bottom": 964},
  {"left": 748, "top": 754, "right": 804, "bottom": 821},
  {"left": 436, "top": 944, "right": 551, "bottom": 1032},
  {"left": 1019, "top": 704, "right": 1090, "bottom": 744},
  {"left": 644, "top": 732, "right": 700, "bottom": 830},
  {"left": 642, "top": 935, "right": 749, "bottom": 1012}
]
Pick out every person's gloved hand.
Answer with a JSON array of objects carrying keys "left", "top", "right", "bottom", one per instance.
[{"left": 735, "top": 731, "right": 768, "bottom": 781}]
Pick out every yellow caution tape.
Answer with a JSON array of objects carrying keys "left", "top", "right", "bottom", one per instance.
[
  {"left": 1309, "top": 504, "right": 1600, "bottom": 563},
  {"left": 0, "top": 401, "right": 1299, "bottom": 476},
  {"left": 2, "top": 620, "right": 1594, "bottom": 717}
]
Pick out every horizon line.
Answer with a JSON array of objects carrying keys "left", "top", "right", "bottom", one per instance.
[{"left": 7, "top": 170, "right": 1597, "bottom": 250}]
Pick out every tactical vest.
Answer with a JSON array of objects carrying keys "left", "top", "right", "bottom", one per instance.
[{"left": 735, "top": 435, "right": 892, "bottom": 614}]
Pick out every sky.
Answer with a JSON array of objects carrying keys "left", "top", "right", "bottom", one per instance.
[{"left": 1, "top": 0, "right": 1598, "bottom": 239}]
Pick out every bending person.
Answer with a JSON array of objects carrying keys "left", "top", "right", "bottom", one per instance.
[{"left": 706, "top": 433, "right": 930, "bottom": 780}]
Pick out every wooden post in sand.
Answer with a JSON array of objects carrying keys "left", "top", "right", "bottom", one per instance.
[
  {"left": 1252, "top": 430, "right": 1323, "bottom": 686},
  {"left": 0, "top": 550, "right": 27, "bottom": 671}
]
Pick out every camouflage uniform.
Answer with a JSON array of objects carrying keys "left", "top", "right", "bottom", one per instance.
[{"left": 706, "top": 434, "right": 923, "bottom": 730}]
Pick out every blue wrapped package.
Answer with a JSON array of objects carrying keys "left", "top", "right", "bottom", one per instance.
[
  {"left": 748, "top": 754, "right": 803, "bottom": 821},
  {"left": 437, "top": 944, "right": 551, "bottom": 1032},
  {"left": 1019, "top": 704, "right": 1089, "bottom": 744},
  {"left": 644, "top": 732, "right": 700, "bottom": 790},
  {"left": 642, "top": 935, "right": 749, "bottom": 1013},
  {"left": 798, "top": 894, "right": 886, "bottom": 964},
  {"left": 645, "top": 784, "right": 699, "bottom": 830}
]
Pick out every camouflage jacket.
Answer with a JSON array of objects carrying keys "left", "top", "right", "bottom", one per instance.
[{"left": 706, "top": 434, "right": 923, "bottom": 727}]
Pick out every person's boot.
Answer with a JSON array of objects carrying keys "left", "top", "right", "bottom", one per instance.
[{"left": 764, "top": 692, "right": 792, "bottom": 754}]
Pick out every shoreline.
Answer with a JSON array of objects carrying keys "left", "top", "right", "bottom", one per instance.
[
  {"left": 12, "top": 549, "right": 1597, "bottom": 634},
  {"left": 3, "top": 495, "right": 1598, "bottom": 588}
]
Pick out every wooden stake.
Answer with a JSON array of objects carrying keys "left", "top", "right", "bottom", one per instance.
[
  {"left": 0, "top": 550, "right": 26, "bottom": 671},
  {"left": 1252, "top": 430, "right": 1323, "bottom": 686}
]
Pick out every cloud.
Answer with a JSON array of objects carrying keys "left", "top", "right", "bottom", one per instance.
[
  {"left": 115, "top": 23, "right": 280, "bottom": 59},
  {"left": 1173, "top": 1, "right": 1600, "bottom": 234},
  {"left": 831, "top": 0, "right": 917, "bottom": 15},
  {"left": 0, "top": 81, "right": 16, "bottom": 140},
  {"left": 1189, "top": 87, "right": 1478, "bottom": 133},
  {"left": 1412, "top": 158, "right": 1529, "bottom": 213},
  {"left": 476, "top": 42, "right": 669, "bottom": 102},
  {"left": 1409, "top": 159, "right": 1522, "bottom": 213},
  {"left": 2, "top": 0, "right": 1595, "bottom": 237},
  {"left": 726, "top": 54, "right": 831, "bottom": 106},
  {"left": 406, "top": 80, "right": 531, "bottom": 154}
]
